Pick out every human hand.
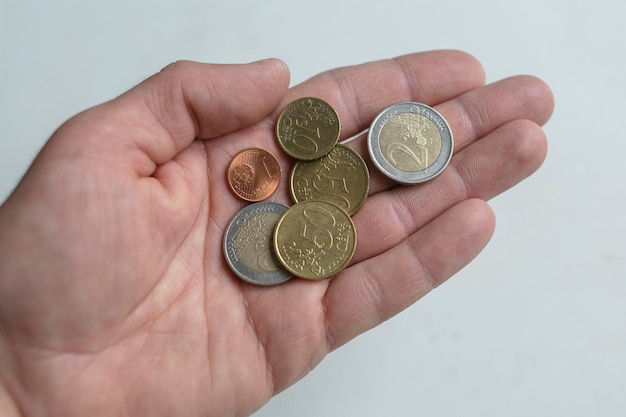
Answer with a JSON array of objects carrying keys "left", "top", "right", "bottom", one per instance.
[{"left": 0, "top": 51, "right": 553, "bottom": 417}]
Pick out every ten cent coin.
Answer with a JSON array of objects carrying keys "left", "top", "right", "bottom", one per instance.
[
  {"left": 273, "top": 200, "right": 356, "bottom": 280},
  {"left": 228, "top": 148, "right": 282, "bottom": 202},
  {"left": 276, "top": 97, "right": 341, "bottom": 160},
  {"left": 223, "top": 202, "right": 292, "bottom": 286},
  {"left": 368, "top": 102, "right": 453, "bottom": 184},
  {"left": 289, "top": 144, "right": 370, "bottom": 216}
]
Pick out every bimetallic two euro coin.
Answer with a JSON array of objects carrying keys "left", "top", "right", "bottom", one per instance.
[
  {"left": 276, "top": 97, "right": 341, "bottom": 160},
  {"left": 368, "top": 102, "right": 453, "bottom": 184},
  {"left": 223, "top": 202, "right": 292, "bottom": 286},
  {"left": 227, "top": 148, "right": 281, "bottom": 202},
  {"left": 273, "top": 200, "right": 356, "bottom": 280},
  {"left": 289, "top": 144, "right": 370, "bottom": 216}
]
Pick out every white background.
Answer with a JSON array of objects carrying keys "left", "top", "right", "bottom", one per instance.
[{"left": 2, "top": 1, "right": 625, "bottom": 416}]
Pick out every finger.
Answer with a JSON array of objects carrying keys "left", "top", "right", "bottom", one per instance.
[
  {"left": 274, "top": 50, "right": 486, "bottom": 138},
  {"left": 438, "top": 74, "right": 554, "bottom": 150},
  {"left": 352, "top": 118, "right": 547, "bottom": 264},
  {"left": 141, "top": 59, "right": 290, "bottom": 141},
  {"left": 345, "top": 74, "right": 554, "bottom": 194},
  {"left": 324, "top": 198, "right": 495, "bottom": 349},
  {"left": 46, "top": 59, "right": 291, "bottom": 175}
]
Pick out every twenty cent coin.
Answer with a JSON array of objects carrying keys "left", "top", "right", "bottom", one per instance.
[
  {"left": 276, "top": 97, "right": 341, "bottom": 160},
  {"left": 228, "top": 148, "right": 282, "bottom": 202},
  {"left": 368, "top": 102, "right": 453, "bottom": 184},
  {"left": 223, "top": 202, "right": 292, "bottom": 286},
  {"left": 289, "top": 144, "right": 370, "bottom": 216},
  {"left": 273, "top": 200, "right": 356, "bottom": 280}
]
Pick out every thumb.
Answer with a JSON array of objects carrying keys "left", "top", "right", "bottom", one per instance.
[{"left": 42, "top": 58, "right": 291, "bottom": 171}]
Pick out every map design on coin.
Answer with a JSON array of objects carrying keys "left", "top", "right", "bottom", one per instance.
[
  {"left": 368, "top": 102, "right": 453, "bottom": 184},
  {"left": 224, "top": 202, "right": 292, "bottom": 286},
  {"left": 379, "top": 113, "right": 442, "bottom": 171}
]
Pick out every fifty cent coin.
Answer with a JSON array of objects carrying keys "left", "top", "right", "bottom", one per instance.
[
  {"left": 368, "top": 102, "right": 453, "bottom": 184},
  {"left": 289, "top": 144, "right": 370, "bottom": 216},
  {"left": 276, "top": 97, "right": 341, "bottom": 160},
  {"left": 228, "top": 148, "right": 281, "bottom": 202},
  {"left": 223, "top": 202, "right": 292, "bottom": 286},
  {"left": 273, "top": 200, "right": 356, "bottom": 280}
]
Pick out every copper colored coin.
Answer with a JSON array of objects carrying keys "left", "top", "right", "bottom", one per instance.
[{"left": 228, "top": 148, "right": 282, "bottom": 201}]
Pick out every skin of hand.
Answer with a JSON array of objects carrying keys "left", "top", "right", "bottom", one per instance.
[{"left": 0, "top": 50, "right": 554, "bottom": 417}]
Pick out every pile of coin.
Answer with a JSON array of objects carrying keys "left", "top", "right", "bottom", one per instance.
[
  {"left": 223, "top": 97, "right": 453, "bottom": 286},
  {"left": 273, "top": 97, "right": 367, "bottom": 280}
]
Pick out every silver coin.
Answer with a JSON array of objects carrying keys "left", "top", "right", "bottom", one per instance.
[
  {"left": 223, "top": 201, "right": 293, "bottom": 286},
  {"left": 367, "top": 102, "right": 453, "bottom": 184}
]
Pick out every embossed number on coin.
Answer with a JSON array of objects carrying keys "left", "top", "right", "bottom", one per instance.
[
  {"left": 228, "top": 148, "right": 282, "bottom": 201},
  {"left": 276, "top": 97, "right": 341, "bottom": 160},
  {"left": 368, "top": 102, "right": 453, "bottom": 184},
  {"left": 223, "top": 202, "right": 292, "bottom": 286},
  {"left": 290, "top": 144, "right": 370, "bottom": 216},
  {"left": 273, "top": 200, "right": 356, "bottom": 280}
]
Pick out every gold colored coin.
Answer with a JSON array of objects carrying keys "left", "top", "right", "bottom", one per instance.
[
  {"left": 273, "top": 200, "right": 356, "bottom": 280},
  {"left": 289, "top": 144, "right": 370, "bottom": 216},
  {"left": 276, "top": 97, "right": 341, "bottom": 160},
  {"left": 378, "top": 112, "right": 442, "bottom": 171}
]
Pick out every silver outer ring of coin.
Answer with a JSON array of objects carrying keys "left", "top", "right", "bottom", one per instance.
[
  {"left": 223, "top": 201, "right": 293, "bottom": 286},
  {"left": 367, "top": 102, "right": 453, "bottom": 184}
]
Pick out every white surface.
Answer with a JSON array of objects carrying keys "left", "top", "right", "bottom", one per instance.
[{"left": 2, "top": 0, "right": 625, "bottom": 416}]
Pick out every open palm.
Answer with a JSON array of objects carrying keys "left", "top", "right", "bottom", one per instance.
[{"left": 0, "top": 51, "right": 553, "bottom": 417}]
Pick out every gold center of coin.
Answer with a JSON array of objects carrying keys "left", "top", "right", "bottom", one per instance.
[
  {"left": 379, "top": 113, "right": 442, "bottom": 172},
  {"left": 235, "top": 211, "right": 284, "bottom": 273}
]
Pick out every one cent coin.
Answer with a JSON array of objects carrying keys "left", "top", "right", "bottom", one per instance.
[{"left": 228, "top": 148, "right": 282, "bottom": 201}]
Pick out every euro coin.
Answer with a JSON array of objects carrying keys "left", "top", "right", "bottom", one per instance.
[
  {"left": 368, "top": 102, "right": 453, "bottom": 184},
  {"left": 273, "top": 200, "right": 356, "bottom": 280},
  {"left": 227, "top": 148, "right": 281, "bottom": 202},
  {"left": 289, "top": 144, "right": 370, "bottom": 216},
  {"left": 223, "top": 202, "right": 292, "bottom": 286},
  {"left": 276, "top": 97, "right": 341, "bottom": 160}
]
